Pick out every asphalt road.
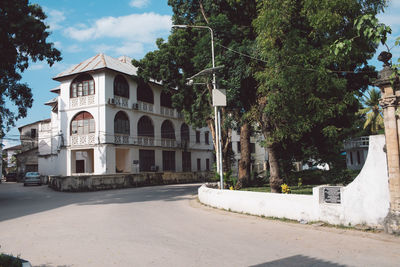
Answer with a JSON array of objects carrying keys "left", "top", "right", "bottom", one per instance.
[{"left": 0, "top": 182, "right": 399, "bottom": 267}]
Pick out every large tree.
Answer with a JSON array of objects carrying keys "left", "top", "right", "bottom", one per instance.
[
  {"left": 253, "top": 0, "right": 386, "bottom": 191},
  {"left": 0, "top": 0, "right": 62, "bottom": 136},
  {"left": 133, "top": 0, "right": 258, "bottom": 187}
]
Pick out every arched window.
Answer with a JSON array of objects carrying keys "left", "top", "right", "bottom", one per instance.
[
  {"left": 161, "top": 120, "right": 175, "bottom": 140},
  {"left": 137, "top": 116, "right": 154, "bottom": 137},
  {"left": 180, "top": 123, "right": 189, "bottom": 142},
  {"left": 160, "top": 91, "right": 173, "bottom": 108},
  {"left": 114, "top": 75, "right": 129, "bottom": 98},
  {"left": 137, "top": 81, "right": 154, "bottom": 103},
  {"left": 114, "top": 111, "right": 130, "bottom": 134},
  {"left": 71, "top": 111, "right": 95, "bottom": 135},
  {"left": 70, "top": 74, "right": 95, "bottom": 98}
]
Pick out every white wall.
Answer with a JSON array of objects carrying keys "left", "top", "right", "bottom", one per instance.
[{"left": 199, "top": 135, "right": 389, "bottom": 228}]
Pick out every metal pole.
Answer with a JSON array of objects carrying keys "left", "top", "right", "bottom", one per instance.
[{"left": 172, "top": 24, "right": 223, "bottom": 189}]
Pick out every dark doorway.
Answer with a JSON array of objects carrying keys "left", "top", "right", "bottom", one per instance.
[
  {"left": 182, "top": 152, "right": 191, "bottom": 172},
  {"left": 163, "top": 151, "right": 176, "bottom": 171},
  {"left": 139, "top": 149, "right": 155, "bottom": 172},
  {"left": 76, "top": 160, "right": 85, "bottom": 173}
]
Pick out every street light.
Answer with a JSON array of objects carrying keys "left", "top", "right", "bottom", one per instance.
[{"left": 172, "top": 24, "right": 225, "bottom": 189}]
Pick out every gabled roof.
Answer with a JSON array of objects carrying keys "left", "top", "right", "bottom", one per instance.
[
  {"left": 53, "top": 54, "right": 138, "bottom": 80},
  {"left": 50, "top": 86, "right": 60, "bottom": 94},
  {"left": 18, "top": 119, "right": 51, "bottom": 132},
  {"left": 45, "top": 97, "right": 58, "bottom": 106}
]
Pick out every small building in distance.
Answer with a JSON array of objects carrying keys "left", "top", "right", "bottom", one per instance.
[
  {"left": 343, "top": 136, "right": 369, "bottom": 170},
  {"left": 2, "top": 144, "right": 22, "bottom": 173}
]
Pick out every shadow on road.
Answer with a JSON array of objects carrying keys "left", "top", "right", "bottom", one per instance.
[
  {"left": 251, "top": 255, "right": 346, "bottom": 267},
  {"left": 0, "top": 183, "right": 200, "bottom": 222}
]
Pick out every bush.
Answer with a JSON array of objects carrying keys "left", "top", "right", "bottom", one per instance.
[
  {"left": 0, "top": 254, "right": 23, "bottom": 267},
  {"left": 285, "top": 168, "right": 360, "bottom": 186}
]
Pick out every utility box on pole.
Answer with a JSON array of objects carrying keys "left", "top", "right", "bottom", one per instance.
[{"left": 212, "top": 89, "right": 226, "bottom": 107}]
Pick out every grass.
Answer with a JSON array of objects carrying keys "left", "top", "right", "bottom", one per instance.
[{"left": 240, "top": 185, "right": 316, "bottom": 195}]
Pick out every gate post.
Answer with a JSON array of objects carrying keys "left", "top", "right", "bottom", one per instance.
[{"left": 374, "top": 52, "right": 400, "bottom": 234}]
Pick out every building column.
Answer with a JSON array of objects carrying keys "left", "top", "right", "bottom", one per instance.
[{"left": 375, "top": 57, "right": 400, "bottom": 234}]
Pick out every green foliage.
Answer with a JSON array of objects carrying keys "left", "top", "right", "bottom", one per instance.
[
  {"left": 0, "top": 253, "right": 23, "bottom": 267},
  {"left": 254, "top": 0, "right": 385, "bottom": 169},
  {"left": 357, "top": 88, "right": 384, "bottom": 134},
  {"left": 0, "top": 0, "right": 62, "bottom": 136},
  {"left": 285, "top": 169, "right": 360, "bottom": 186}
]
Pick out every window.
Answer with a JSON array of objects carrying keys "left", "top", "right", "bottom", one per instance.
[
  {"left": 205, "top": 131, "right": 209, "bottom": 145},
  {"left": 70, "top": 74, "right": 95, "bottom": 98},
  {"left": 137, "top": 80, "right": 154, "bottom": 103},
  {"left": 197, "top": 158, "right": 201, "bottom": 171},
  {"left": 196, "top": 131, "right": 200, "bottom": 143},
  {"left": 114, "top": 75, "right": 129, "bottom": 98},
  {"left": 30, "top": 129, "right": 37, "bottom": 138},
  {"left": 206, "top": 159, "right": 210, "bottom": 171},
  {"left": 350, "top": 152, "right": 353, "bottom": 165},
  {"left": 237, "top": 142, "right": 241, "bottom": 153},
  {"left": 250, "top": 143, "right": 256, "bottom": 154},
  {"left": 137, "top": 116, "right": 154, "bottom": 137},
  {"left": 357, "top": 151, "right": 361, "bottom": 165},
  {"left": 114, "top": 111, "right": 130, "bottom": 134},
  {"left": 182, "top": 152, "right": 191, "bottom": 172},
  {"left": 71, "top": 111, "right": 95, "bottom": 135},
  {"left": 160, "top": 91, "right": 173, "bottom": 108},
  {"left": 180, "top": 123, "right": 190, "bottom": 142},
  {"left": 161, "top": 120, "right": 175, "bottom": 139},
  {"left": 163, "top": 151, "right": 175, "bottom": 171}
]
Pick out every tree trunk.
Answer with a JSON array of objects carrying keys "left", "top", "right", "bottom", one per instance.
[
  {"left": 235, "top": 122, "right": 251, "bottom": 189},
  {"left": 267, "top": 144, "right": 283, "bottom": 193}
]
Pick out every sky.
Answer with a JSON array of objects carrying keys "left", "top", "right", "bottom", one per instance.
[{"left": 2, "top": 0, "right": 400, "bottom": 149}]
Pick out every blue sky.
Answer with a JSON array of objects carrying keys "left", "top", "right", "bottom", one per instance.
[{"left": 3, "top": 0, "right": 400, "bottom": 148}]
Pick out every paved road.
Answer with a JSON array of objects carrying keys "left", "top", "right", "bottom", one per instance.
[{"left": 0, "top": 182, "right": 399, "bottom": 267}]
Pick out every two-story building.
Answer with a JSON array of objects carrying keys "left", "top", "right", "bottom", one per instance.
[{"left": 38, "top": 54, "right": 214, "bottom": 176}]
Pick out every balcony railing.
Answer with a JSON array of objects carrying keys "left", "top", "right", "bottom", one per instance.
[
  {"left": 138, "top": 101, "right": 154, "bottom": 113},
  {"left": 115, "top": 134, "right": 130, "bottom": 144},
  {"left": 161, "top": 138, "right": 176, "bottom": 148},
  {"left": 160, "top": 106, "right": 175, "bottom": 117},
  {"left": 71, "top": 133, "right": 96, "bottom": 146},
  {"left": 113, "top": 96, "right": 129, "bottom": 108},
  {"left": 70, "top": 95, "right": 96, "bottom": 108}
]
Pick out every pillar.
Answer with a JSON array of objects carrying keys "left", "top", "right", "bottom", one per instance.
[{"left": 374, "top": 53, "right": 400, "bottom": 234}]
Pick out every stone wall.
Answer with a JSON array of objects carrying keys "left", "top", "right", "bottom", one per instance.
[{"left": 48, "top": 171, "right": 213, "bottom": 192}]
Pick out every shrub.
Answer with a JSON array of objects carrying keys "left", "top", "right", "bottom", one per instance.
[{"left": 0, "top": 254, "right": 23, "bottom": 267}]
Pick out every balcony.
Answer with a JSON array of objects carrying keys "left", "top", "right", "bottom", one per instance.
[
  {"left": 161, "top": 138, "right": 176, "bottom": 148},
  {"left": 114, "top": 134, "right": 130, "bottom": 144},
  {"left": 160, "top": 106, "right": 175, "bottom": 117},
  {"left": 71, "top": 133, "right": 96, "bottom": 146},
  {"left": 70, "top": 95, "right": 96, "bottom": 108},
  {"left": 112, "top": 96, "right": 129, "bottom": 108},
  {"left": 137, "top": 101, "right": 154, "bottom": 113}
]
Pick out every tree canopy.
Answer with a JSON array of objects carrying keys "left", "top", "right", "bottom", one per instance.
[
  {"left": 253, "top": 0, "right": 386, "bottom": 172},
  {"left": 0, "top": 0, "right": 62, "bottom": 136}
]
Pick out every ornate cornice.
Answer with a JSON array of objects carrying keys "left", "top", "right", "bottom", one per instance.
[{"left": 379, "top": 96, "right": 398, "bottom": 109}]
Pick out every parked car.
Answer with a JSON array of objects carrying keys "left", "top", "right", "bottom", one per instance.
[
  {"left": 23, "top": 172, "right": 42, "bottom": 186},
  {"left": 5, "top": 172, "right": 17, "bottom": 182}
]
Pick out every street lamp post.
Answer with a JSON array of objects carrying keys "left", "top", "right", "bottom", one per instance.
[{"left": 172, "top": 24, "right": 224, "bottom": 189}]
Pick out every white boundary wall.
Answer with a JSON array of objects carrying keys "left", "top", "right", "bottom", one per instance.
[{"left": 198, "top": 135, "right": 389, "bottom": 227}]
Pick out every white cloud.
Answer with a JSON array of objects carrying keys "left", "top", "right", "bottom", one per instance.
[
  {"left": 129, "top": 0, "right": 150, "bottom": 8},
  {"left": 92, "top": 42, "right": 144, "bottom": 56},
  {"left": 65, "top": 44, "right": 83, "bottom": 53},
  {"left": 64, "top": 13, "right": 171, "bottom": 43},
  {"left": 44, "top": 8, "right": 66, "bottom": 31},
  {"left": 29, "top": 63, "right": 46, "bottom": 70}
]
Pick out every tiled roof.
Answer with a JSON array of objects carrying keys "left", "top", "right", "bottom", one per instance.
[{"left": 53, "top": 54, "right": 137, "bottom": 80}]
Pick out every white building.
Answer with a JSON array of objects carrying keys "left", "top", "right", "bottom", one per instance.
[
  {"left": 230, "top": 130, "right": 268, "bottom": 175},
  {"left": 38, "top": 54, "right": 214, "bottom": 176}
]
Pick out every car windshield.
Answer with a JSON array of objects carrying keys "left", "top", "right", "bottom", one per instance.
[{"left": 26, "top": 172, "right": 39, "bottom": 177}]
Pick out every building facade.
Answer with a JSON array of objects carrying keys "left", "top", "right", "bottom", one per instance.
[{"left": 38, "top": 54, "right": 213, "bottom": 176}]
